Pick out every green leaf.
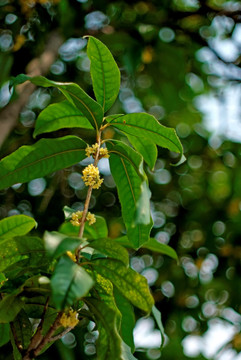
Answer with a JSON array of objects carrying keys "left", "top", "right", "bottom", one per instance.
[
  {"left": 85, "top": 298, "right": 123, "bottom": 360},
  {"left": 0, "top": 273, "right": 7, "bottom": 289},
  {"left": 51, "top": 255, "right": 94, "bottom": 309},
  {"left": 43, "top": 231, "right": 81, "bottom": 259},
  {"left": 59, "top": 215, "right": 108, "bottom": 239},
  {"left": 12, "top": 74, "right": 104, "bottom": 129},
  {"left": 114, "top": 236, "right": 178, "bottom": 260},
  {"left": 0, "top": 294, "right": 24, "bottom": 323},
  {"left": 106, "top": 139, "right": 146, "bottom": 178},
  {"left": 114, "top": 288, "right": 135, "bottom": 352},
  {"left": 106, "top": 113, "right": 183, "bottom": 155},
  {"left": 0, "top": 323, "right": 10, "bottom": 346},
  {"left": 0, "top": 236, "right": 48, "bottom": 272},
  {"left": 126, "top": 134, "right": 157, "bottom": 170},
  {"left": 142, "top": 238, "right": 178, "bottom": 261},
  {"left": 33, "top": 100, "right": 93, "bottom": 137},
  {"left": 152, "top": 306, "right": 165, "bottom": 350},
  {"left": 0, "top": 136, "right": 87, "bottom": 190},
  {"left": 122, "top": 342, "right": 138, "bottom": 360},
  {"left": 88, "top": 238, "right": 129, "bottom": 266},
  {"left": 93, "top": 259, "right": 154, "bottom": 313},
  {"left": 10, "top": 331, "right": 22, "bottom": 360},
  {"left": 109, "top": 152, "right": 152, "bottom": 248},
  {"left": 0, "top": 215, "right": 37, "bottom": 242},
  {"left": 12, "top": 310, "right": 32, "bottom": 350},
  {"left": 87, "top": 36, "right": 120, "bottom": 112}
]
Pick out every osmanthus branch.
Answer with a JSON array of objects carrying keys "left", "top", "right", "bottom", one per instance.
[{"left": 76, "top": 130, "right": 102, "bottom": 260}]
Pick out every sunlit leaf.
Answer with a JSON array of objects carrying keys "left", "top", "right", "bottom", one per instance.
[
  {"left": 87, "top": 36, "right": 120, "bottom": 112},
  {"left": 126, "top": 134, "right": 157, "bottom": 170},
  {"left": 93, "top": 259, "right": 154, "bottom": 313},
  {"left": 0, "top": 215, "right": 37, "bottom": 241},
  {"left": 51, "top": 255, "right": 94, "bottom": 309},
  {"left": 0, "top": 136, "right": 87, "bottom": 190},
  {"left": 109, "top": 153, "right": 152, "bottom": 248},
  {"left": 43, "top": 231, "right": 81, "bottom": 259},
  {"left": 12, "top": 74, "right": 104, "bottom": 129},
  {"left": 106, "top": 113, "right": 183, "bottom": 155},
  {"left": 33, "top": 100, "right": 93, "bottom": 137},
  {"left": 88, "top": 238, "right": 129, "bottom": 266}
]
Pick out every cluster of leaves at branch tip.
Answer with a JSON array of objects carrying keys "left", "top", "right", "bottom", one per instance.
[{"left": 0, "top": 35, "right": 183, "bottom": 360}]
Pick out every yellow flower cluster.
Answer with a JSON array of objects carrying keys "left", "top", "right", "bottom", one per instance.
[
  {"left": 59, "top": 309, "right": 79, "bottom": 328},
  {"left": 70, "top": 210, "right": 96, "bottom": 226},
  {"left": 82, "top": 164, "right": 103, "bottom": 189},
  {"left": 85, "top": 143, "right": 109, "bottom": 159}
]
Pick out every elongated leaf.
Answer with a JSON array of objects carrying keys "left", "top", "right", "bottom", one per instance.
[
  {"left": 51, "top": 255, "right": 94, "bottom": 309},
  {"left": 0, "top": 294, "right": 23, "bottom": 323},
  {"left": 122, "top": 342, "right": 138, "bottom": 360},
  {"left": 106, "top": 139, "right": 145, "bottom": 179},
  {"left": 93, "top": 259, "right": 154, "bottom": 313},
  {"left": 106, "top": 113, "right": 183, "bottom": 155},
  {"left": 33, "top": 100, "right": 93, "bottom": 137},
  {"left": 0, "top": 323, "right": 10, "bottom": 346},
  {"left": 0, "top": 215, "right": 37, "bottom": 241},
  {"left": 114, "top": 236, "right": 178, "bottom": 260},
  {"left": 109, "top": 153, "right": 152, "bottom": 248},
  {"left": 0, "top": 236, "right": 48, "bottom": 272},
  {"left": 141, "top": 238, "right": 178, "bottom": 261},
  {"left": 114, "top": 288, "right": 135, "bottom": 352},
  {"left": 12, "top": 310, "right": 32, "bottom": 350},
  {"left": 86, "top": 298, "right": 123, "bottom": 360},
  {"left": 126, "top": 134, "right": 157, "bottom": 170},
  {"left": 88, "top": 238, "right": 129, "bottom": 266},
  {"left": 0, "top": 136, "right": 86, "bottom": 190},
  {"left": 43, "top": 231, "right": 81, "bottom": 259},
  {"left": 87, "top": 36, "right": 120, "bottom": 112},
  {"left": 152, "top": 306, "right": 165, "bottom": 350},
  {"left": 59, "top": 215, "right": 108, "bottom": 239},
  {"left": 12, "top": 74, "right": 104, "bottom": 129}
]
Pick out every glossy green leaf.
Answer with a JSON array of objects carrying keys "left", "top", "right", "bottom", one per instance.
[
  {"left": 93, "top": 259, "right": 154, "bottom": 313},
  {"left": 43, "top": 231, "right": 81, "bottom": 259},
  {"left": 106, "top": 139, "right": 145, "bottom": 178},
  {"left": 106, "top": 113, "right": 183, "bottom": 155},
  {"left": 88, "top": 238, "right": 129, "bottom": 266},
  {"left": 152, "top": 306, "right": 165, "bottom": 350},
  {"left": 86, "top": 298, "right": 123, "bottom": 360},
  {"left": 0, "top": 236, "right": 48, "bottom": 272},
  {"left": 114, "top": 288, "right": 135, "bottom": 352},
  {"left": 87, "top": 36, "right": 120, "bottom": 112},
  {"left": 142, "top": 238, "right": 178, "bottom": 261},
  {"left": 59, "top": 215, "right": 108, "bottom": 239},
  {"left": 0, "top": 294, "right": 23, "bottom": 323},
  {"left": 109, "top": 153, "right": 152, "bottom": 248},
  {"left": 126, "top": 134, "right": 157, "bottom": 170},
  {"left": 12, "top": 74, "right": 104, "bottom": 129},
  {"left": 0, "top": 215, "right": 37, "bottom": 242},
  {"left": 12, "top": 310, "right": 32, "bottom": 350},
  {"left": 0, "top": 136, "right": 87, "bottom": 190},
  {"left": 114, "top": 236, "right": 178, "bottom": 260},
  {"left": 51, "top": 255, "right": 94, "bottom": 309},
  {"left": 33, "top": 100, "right": 93, "bottom": 137},
  {"left": 0, "top": 323, "right": 10, "bottom": 346}
]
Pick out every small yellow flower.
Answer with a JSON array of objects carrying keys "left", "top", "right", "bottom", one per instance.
[
  {"left": 82, "top": 164, "right": 103, "bottom": 189},
  {"left": 60, "top": 309, "right": 79, "bottom": 328},
  {"left": 85, "top": 143, "right": 109, "bottom": 159},
  {"left": 70, "top": 210, "right": 96, "bottom": 226},
  {"left": 66, "top": 251, "right": 76, "bottom": 262}
]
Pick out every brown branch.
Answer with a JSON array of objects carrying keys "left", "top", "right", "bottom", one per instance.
[{"left": 0, "top": 30, "right": 63, "bottom": 149}]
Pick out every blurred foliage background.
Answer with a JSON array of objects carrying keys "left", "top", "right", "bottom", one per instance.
[{"left": 0, "top": 0, "right": 241, "bottom": 359}]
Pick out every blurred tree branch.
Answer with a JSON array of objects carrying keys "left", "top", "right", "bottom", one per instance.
[{"left": 0, "top": 31, "right": 63, "bottom": 149}]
